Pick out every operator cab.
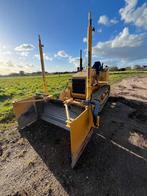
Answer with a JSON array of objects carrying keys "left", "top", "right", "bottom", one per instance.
[{"left": 71, "top": 61, "right": 109, "bottom": 99}]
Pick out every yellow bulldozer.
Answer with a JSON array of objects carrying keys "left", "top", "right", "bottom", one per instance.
[{"left": 13, "top": 13, "right": 110, "bottom": 168}]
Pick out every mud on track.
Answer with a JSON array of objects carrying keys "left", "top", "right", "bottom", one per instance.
[{"left": 0, "top": 76, "right": 147, "bottom": 196}]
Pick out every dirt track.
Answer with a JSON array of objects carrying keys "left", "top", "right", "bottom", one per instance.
[{"left": 0, "top": 76, "right": 147, "bottom": 196}]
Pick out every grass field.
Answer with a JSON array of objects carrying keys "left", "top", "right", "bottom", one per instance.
[{"left": 0, "top": 71, "right": 147, "bottom": 124}]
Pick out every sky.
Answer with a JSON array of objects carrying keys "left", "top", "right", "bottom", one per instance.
[{"left": 0, "top": 0, "right": 147, "bottom": 75}]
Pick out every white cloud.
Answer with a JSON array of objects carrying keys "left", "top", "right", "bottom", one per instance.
[
  {"left": 54, "top": 50, "right": 83, "bottom": 68},
  {"left": 2, "top": 51, "right": 12, "bottom": 55},
  {"left": 55, "top": 50, "right": 80, "bottom": 67},
  {"left": 119, "top": 0, "right": 147, "bottom": 29},
  {"left": 2, "top": 45, "right": 6, "bottom": 50},
  {"left": 98, "top": 15, "right": 109, "bottom": 25},
  {"left": 44, "top": 55, "right": 53, "bottom": 61},
  {"left": 110, "top": 18, "right": 118, "bottom": 24},
  {"left": 111, "top": 27, "right": 146, "bottom": 48},
  {"left": 0, "top": 44, "right": 12, "bottom": 57},
  {"left": 55, "top": 50, "right": 69, "bottom": 58},
  {"left": 0, "top": 60, "right": 34, "bottom": 75},
  {"left": 15, "top": 44, "right": 34, "bottom": 57},
  {"left": 34, "top": 53, "right": 53, "bottom": 61},
  {"left": 69, "top": 56, "right": 80, "bottom": 67},
  {"left": 98, "top": 15, "right": 118, "bottom": 25},
  {"left": 15, "top": 44, "right": 34, "bottom": 52},
  {"left": 83, "top": 37, "right": 87, "bottom": 43},
  {"left": 34, "top": 54, "right": 40, "bottom": 59},
  {"left": 19, "top": 52, "right": 29, "bottom": 57},
  {"left": 93, "top": 27, "right": 147, "bottom": 64}
]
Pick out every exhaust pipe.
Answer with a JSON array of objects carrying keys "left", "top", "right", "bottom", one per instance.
[{"left": 80, "top": 49, "right": 83, "bottom": 71}]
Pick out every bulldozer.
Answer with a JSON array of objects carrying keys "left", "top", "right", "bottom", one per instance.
[{"left": 13, "top": 13, "right": 110, "bottom": 168}]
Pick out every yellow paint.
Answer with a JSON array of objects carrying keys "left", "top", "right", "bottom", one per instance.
[
  {"left": 39, "top": 35, "right": 48, "bottom": 95},
  {"left": 71, "top": 92, "right": 86, "bottom": 99},
  {"left": 86, "top": 12, "right": 93, "bottom": 100},
  {"left": 13, "top": 97, "right": 36, "bottom": 119},
  {"left": 69, "top": 106, "right": 94, "bottom": 167},
  {"left": 99, "top": 68, "right": 109, "bottom": 81}
]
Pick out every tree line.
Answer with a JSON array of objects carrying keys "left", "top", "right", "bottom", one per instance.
[
  {"left": 0, "top": 64, "right": 146, "bottom": 77},
  {"left": 109, "top": 65, "right": 146, "bottom": 71}
]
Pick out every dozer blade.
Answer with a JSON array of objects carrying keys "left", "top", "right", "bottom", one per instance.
[
  {"left": 70, "top": 107, "right": 94, "bottom": 168},
  {"left": 39, "top": 99, "right": 85, "bottom": 130},
  {"left": 37, "top": 99, "right": 94, "bottom": 167},
  {"left": 13, "top": 97, "right": 94, "bottom": 168},
  {"left": 13, "top": 97, "right": 38, "bottom": 129}
]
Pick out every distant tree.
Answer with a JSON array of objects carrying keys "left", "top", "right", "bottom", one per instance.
[
  {"left": 125, "top": 66, "right": 132, "bottom": 70},
  {"left": 19, "top": 71, "right": 25, "bottom": 76},
  {"left": 109, "top": 66, "right": 118, "bottom": 71},
  {"left": 9, "top": 73, "right": 19, "bottom": 77},
  {"left": 119, "top": 68, "right": 126, "bottom": 71},
  {"left": 133, "top": 65, "right": 142, "bottom": 70}
]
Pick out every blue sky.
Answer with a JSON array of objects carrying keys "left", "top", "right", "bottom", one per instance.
[{"left": 0, "top": 0, "right": 147, "bottom": 74}]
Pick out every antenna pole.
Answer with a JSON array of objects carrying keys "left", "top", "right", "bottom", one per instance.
[
  {"left": 38, "top": 35, "right": 48, "bottom": 95},
  {"left": 86, "top": 12, "right": 93, "bottom": 100}
]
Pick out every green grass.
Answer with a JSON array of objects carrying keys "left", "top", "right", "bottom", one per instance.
[
  {"left": 109, "top": 70, "right": 147, "bottom": 84},
  {"left": 0, "top": 71, "right": 146, "bottom": 124},
  {"left": 0, "top": 74, "right": 72, "bottom": 123}
]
